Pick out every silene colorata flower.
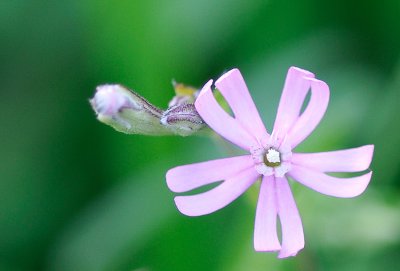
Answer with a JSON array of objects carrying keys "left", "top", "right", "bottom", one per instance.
[{"left": 166, "top": 67, "right": 374, "bottom": 258}]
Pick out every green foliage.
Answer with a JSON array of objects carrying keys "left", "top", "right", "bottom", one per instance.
[{"left": 0, "top": 1, "right": 399, "bottom": 270}]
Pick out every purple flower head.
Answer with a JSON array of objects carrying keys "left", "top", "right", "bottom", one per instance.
[{"left": 166, "top": 67, "right": 374, "bottom": 258}]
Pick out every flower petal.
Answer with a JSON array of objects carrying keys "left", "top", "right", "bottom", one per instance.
[
  {"left": 254, "top": 176, "right": 281, "bottom": 251},
  {"left": 276, "top": 177, "right": 304, "bottom": 258},
  {"left": 289, "top": 165, "right": 372, "bottom": 198},
  {"left": 215, "top": 68, "right": 269, "bottom": 141},
  {"left": 166, "top": 155, "right": 254, "bottom": 193},
  {"left": 195, "top": 80, "right": 258, "bottom": 150},
  {"left": 288, "top": 78, "right": 330, "bottom": 148},
  {"left": 273, "top": 67, "right": 315, "bottom": 141},
  {"left": 174, "top": 167, "right": 260, "bottom": 216},
  {"left": 292, "top": 145, "right": 374, "bottom": 173}
]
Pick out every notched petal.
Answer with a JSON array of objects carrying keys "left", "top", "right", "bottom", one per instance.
[
  {"left": 195, "top": 80, "right": 258, "bottom": 150},
  {"left": 254, "top": 176, "right": 281, "bottom": 252},
  {"left": 173, "top": 167, "right": 259, "bottom": 216},
  {"left": 276, "top": 177, "right": 304, "bottom": 258},
  {"left": 166, "top": 155, "right": 254, "bottom": 193},
  {"left": 288, "top": 78, "right": 330, "bottom": 148},
  {"left": 292, "top": 145, "right": 374, "bottom": 173},
  {"left": 273, "top": 67, "right": 315, "bottom": 142},
  {"left": 215, "top": 68, "right": 268, "bottom": 140},
  {"left": 289, "top": 165, "right": 372, "bottom": 198}
]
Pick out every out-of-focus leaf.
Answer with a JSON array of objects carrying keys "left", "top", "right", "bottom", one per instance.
[
  {"left": 363, "top": 61, "right": 400, "bottom": 186},
  {"left": 299, "top": 188, "right": 400, "bottom": 249},
  {"left": 243, "top": 30, "right": 382, "bottom": 152},
  {"left": 47, "top": 163, "right": 174, "bottom": 271}
]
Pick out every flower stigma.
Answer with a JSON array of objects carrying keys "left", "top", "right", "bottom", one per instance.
[
  {"left": 250, "top": 140, "right": 292, "bottom": 177},
  {"left": 264, "top": 148, "right": 281, "bottom": 167}
]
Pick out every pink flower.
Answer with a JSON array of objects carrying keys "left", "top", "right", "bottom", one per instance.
[{"left": 166, "top": 67, "right": 374, "bottom": 258}]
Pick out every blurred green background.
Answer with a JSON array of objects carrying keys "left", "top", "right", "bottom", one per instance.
[{"left": 1, "top": 1, "right": 399, "bottom": 270}]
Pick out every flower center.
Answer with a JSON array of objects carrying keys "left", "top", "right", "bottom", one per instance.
[
  {"left": 250, "top": 139, "right": 292, "bottom": 177},
  {"left": 264, "top": 148, "right": 281, "bottom": 167}
]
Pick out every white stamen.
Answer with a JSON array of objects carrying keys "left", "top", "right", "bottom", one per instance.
[{"left": 266, "top": 149, "right": 280, "bottom": 163}]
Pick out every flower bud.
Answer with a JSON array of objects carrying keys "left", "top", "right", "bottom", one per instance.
[
  {"left": 161, "top": 103, "right": 206, "bottom": 136},
  {"left": 168, "top": 81, "right": 199, "bottom": 107},
  {"left": 90, "top": 84, "right": 173, "bottom": 136}
]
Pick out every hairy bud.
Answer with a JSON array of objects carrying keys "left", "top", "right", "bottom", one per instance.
[
  {"left": 90, "top": 83, "right": 207, "bottom": 137},
  {"left": 161, "top": 103, "right": 206, "bottom": 136},
  {"left": 90, "top": 84, "right": 173, "bottom": 135}
]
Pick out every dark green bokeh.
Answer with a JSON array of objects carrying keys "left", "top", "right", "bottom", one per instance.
[{"left": 0, "top": 1, "right": 399, "bottom": 270}]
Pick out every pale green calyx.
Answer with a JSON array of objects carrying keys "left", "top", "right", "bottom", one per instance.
[{"left": 90, "top": 84, "right": 206, "bottom": 136}]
